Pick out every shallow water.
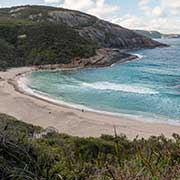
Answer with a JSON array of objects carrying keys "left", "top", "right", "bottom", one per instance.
[{"left": 25, "top": 38, "right": 180, "bottom": 123}]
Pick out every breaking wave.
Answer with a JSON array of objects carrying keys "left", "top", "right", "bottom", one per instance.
[
  {"left": 82, "top": 82, "right": 158, "bottom": 94},
  {"left": 132, "top": 53, "right": 144, "bottom": 59}
]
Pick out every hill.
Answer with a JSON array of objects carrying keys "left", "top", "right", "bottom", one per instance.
[
  {"left": 134, "top": 30, "right": 180, "bottom": 39},
  {"left": 134, "top": 30, "right": 162, "bottom": 39},
  {"left": 0, "top": 5, "right": 165, "bottom": 70},
  {"left": 0, "top": 113, "right": 180, "bottom": 179}
]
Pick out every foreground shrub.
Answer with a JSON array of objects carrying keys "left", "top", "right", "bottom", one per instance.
[{"left": 0, "top": 113, "right": 179, "bottom": 179}]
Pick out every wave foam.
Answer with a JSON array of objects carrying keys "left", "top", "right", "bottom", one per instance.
[
  {"left": 132, "top": 53, "right": 144, "bottom": 59},
  {"left": 18, "top": 77, "right": 179, "bottom": 125},
  {"left": 17, "top": 76, "right": 34, "bottom": 94},
  {"left": 82, "top": 82, "right": 158, "bottom": 94}
]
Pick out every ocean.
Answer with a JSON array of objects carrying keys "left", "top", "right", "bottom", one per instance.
[{"left": 23, "top": 38, "right": 180, "bottom": 124}]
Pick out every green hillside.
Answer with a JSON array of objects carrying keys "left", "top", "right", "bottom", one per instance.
[
  {"left": 0, "top": 6, "right": 97, "bottom": 70},
  {"left": 0, "top": 5, "right": 164, "bottom": 70},
  {"left": 0, "top": 22, "right": 96, "bottom": 70},
  {"left": 0, "top": 113, "right": 179, "bottom": 179}
]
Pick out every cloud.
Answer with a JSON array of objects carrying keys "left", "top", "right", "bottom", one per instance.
[
  {"left": 138, "top": 0, "right": 164, "bottom": 17},
  {"left": 60, "top": 0, "right": 94, "bottom": 11},
  {"left": 160, "top": 0, "right": 180, "bottom": 15},
  {"left": 61, "top": 0, "right": 119, "bottom": 19},
  {"left": 139, "top": 0, "right": 150, "bottom": 6},
  {"left": 112, "top": 15, "right": 145, "bottom": 30},
  {"left": 42, "top": 0, "right": 180, "bottom": 33},
  {"left": 152, "top": 6, "right": 163, "bottom": 17},
  {"left": 112, "top": 14, "right": 180, "bottom": 34},
  {"left": 139, "top": 0, "right": 180, "bottom": 16},
  {"left": 44, "top": 0, "right": 62, "bottom": 3},
  {"left": 138, "top": 0, "right": 151, "bottom": 16},
  {"left": 56, "top": 0, "right": 119, "bottom": 19},
  {"left": 87, "top": 1, "right": 119, "bottom": 19},
  {"left": 134, "top": 0, "right": 180, "bottom": 33},
  {"left": 147, "top": 17, "right": 180, "bottom": 33}
]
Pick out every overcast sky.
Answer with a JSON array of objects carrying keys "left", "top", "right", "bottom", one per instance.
[{"left": 0, "top": 0, "right": 180, "bottom": 33}]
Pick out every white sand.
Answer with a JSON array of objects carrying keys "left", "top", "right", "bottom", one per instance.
[{"left": 0, "top": 67, "right": 179, "bottom": 139}]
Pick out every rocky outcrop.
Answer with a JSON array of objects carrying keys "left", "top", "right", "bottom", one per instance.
[
  {"left": 4, "top": 5, "right": 166, "bottom": 50},
  {"left": 37, "top": 48, "right": 137, "bottom": 70},
  {"left": 48, "top": 10, "right": 165, "bottom": 49},
  {"left": 0, "top": 6, "right": 167, "bottom": 70}
]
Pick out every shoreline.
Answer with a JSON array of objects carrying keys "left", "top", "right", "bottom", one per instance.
[
  {"left": 17, "top": 74, "right": 180, "bottom": 127},
  {"left": 35, "top": 48, "right": 138, "bottom": 71},
  {"left": 0, "top": 67, "right": 180, "bottom": 138}
]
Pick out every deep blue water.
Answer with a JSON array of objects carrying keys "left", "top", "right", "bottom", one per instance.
[{"left": 26, "top": 38, "right": 180, "bottom": 123}]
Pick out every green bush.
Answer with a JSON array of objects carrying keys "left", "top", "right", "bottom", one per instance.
[
  {"left": 0, "top": 113, "right": 180, "bottom": 180},
  {"left": 0, "top": 22, "right": 96, "bottom": 70}
]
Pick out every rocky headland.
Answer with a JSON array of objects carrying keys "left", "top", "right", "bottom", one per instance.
[
  {"left": 37, "top": 48, "right": 138, "bottom": 70},
  {"left": 0, "top": 5, "right": 167, "bottom": 70}
]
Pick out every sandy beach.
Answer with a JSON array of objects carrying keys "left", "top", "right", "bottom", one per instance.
[{"left": 0, "top": 67, "right": 179, "bottom": 139}]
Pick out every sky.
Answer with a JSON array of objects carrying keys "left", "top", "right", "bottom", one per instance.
[{"left": 0, "top": 0, "right": 180, "bottom": 33}]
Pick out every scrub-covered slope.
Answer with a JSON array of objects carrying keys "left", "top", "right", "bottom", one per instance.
[
  {"left": 0, "top": 113, "right": 179, "bottom": 179},
  {"left": 0, "top": 5, "right": 165, "bottom": 70}
]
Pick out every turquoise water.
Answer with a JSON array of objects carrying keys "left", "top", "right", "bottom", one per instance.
[{"left": 26, "top": 38, "right": 180, "bottom": 123}]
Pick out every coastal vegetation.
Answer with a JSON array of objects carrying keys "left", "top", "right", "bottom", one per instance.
[
  {"left": 0, "top": 22, "right": 96, "bottom": 70},
  {"left": 0, "top": 5, "right": 179, "bottom": 180},
  {"left": 0, "top": 113, "right": 179, "bottom": 180},
  {"left": 0, "top": 5, "right": 164, "bottom": 70}
]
